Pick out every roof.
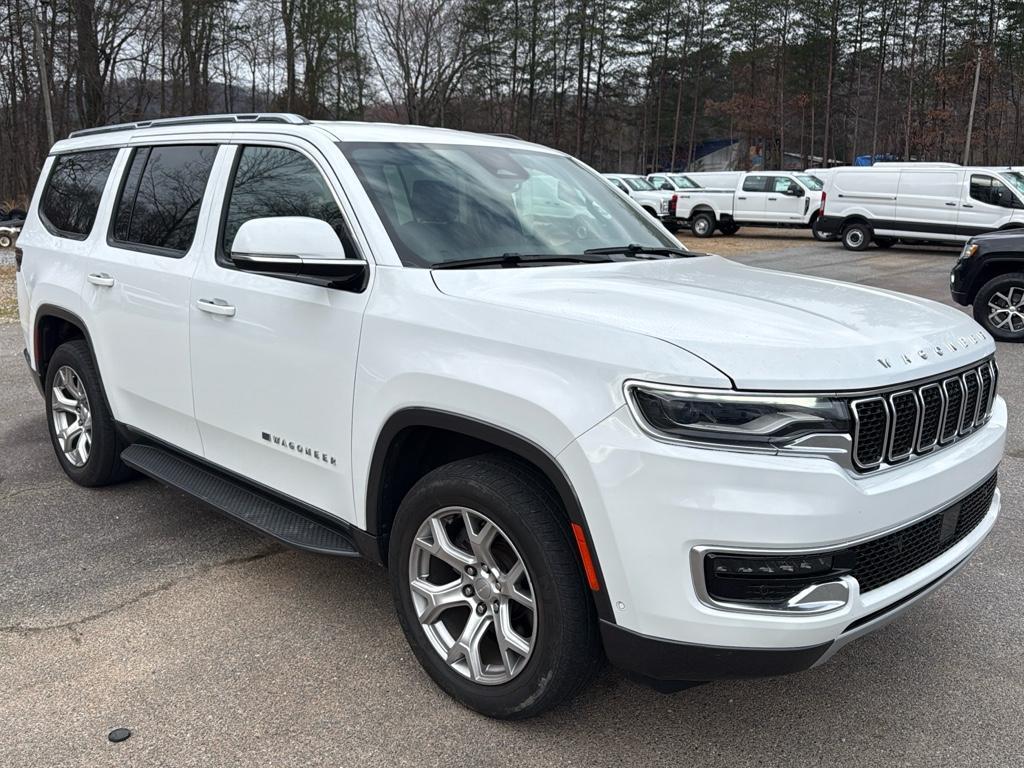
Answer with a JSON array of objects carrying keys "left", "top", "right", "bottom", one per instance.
[{"left": 50, "top": 113, "right": 555, "bottom": 155}]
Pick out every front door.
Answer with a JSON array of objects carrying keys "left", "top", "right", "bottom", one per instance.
[
  {"left": 958, "top": 173, "right": 1017, "bottom": 237},
  {"left": 765, "top": 176, "right": 805, "bottom": 223},
  {"left": 188, "top": 139, "right": 371, "bottom": 522}
]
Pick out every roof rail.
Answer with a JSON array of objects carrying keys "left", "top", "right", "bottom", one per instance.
[{"left": 68, "top": 113, "right": 310, "bottom": 139}]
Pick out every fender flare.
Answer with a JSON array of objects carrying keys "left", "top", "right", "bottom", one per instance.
[{"left": 366, "top": 407, "right": 616, "bottom": 621}]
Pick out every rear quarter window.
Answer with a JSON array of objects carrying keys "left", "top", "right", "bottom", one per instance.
[{"left": 39, "top": 149, "right": 119, "bottom": 238}]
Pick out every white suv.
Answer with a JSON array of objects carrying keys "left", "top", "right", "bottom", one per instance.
[{"left": 16, "top": 114, "right": 1006, "bottom": 719}]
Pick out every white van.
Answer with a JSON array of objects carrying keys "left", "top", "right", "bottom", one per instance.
[{"left": 816, "top": 166, "right": 1024, "bottom": 250}]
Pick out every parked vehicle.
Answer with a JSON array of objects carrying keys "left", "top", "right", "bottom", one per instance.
[
  {"left": 0, "top": 208, "right": 25, "bottom": 249},
  {"left": 601, "top": 173, "right": 678, "bottom": 230},
  {"left": 816, "top": 166, "right": 1024, "bottom": 251},
  {"left": 17, "top": 114, "right": 1005, "bottom": 719},
  {"left": 646, "top": 172, "right": 703, "bottom": 191},
  {"left": 951, "top": 228, "right": 1024, "bottom": 340},
  {"left": 673, "top": 171, "right": 827, "bottom": 238}
]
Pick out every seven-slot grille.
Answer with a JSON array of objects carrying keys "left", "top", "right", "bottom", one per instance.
[{"left": 850, "top": 358, "right": 997, "bottom": 471}]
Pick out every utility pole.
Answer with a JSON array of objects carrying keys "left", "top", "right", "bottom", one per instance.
[
  {"left": 30, "top": 0, "right": 55, "bottom": 147},
  {"left": 963, "top": 47, "right": 982, "bottom": 165}
]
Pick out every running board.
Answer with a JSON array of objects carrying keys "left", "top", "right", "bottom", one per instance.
[{"left": 121, "top": 443, "right": 360, "bottom": 557}]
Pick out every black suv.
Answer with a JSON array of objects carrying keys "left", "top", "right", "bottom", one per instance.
[{"left": 952, "top": 228, "right": 1024, "bottom": 341}]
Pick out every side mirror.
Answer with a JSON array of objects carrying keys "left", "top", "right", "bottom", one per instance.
[
  {"left": 230, "top": 216, "right": 367, "bottom": 291},
  {"left": 789, "top": 185, "right": 805, "bottom": 197}
]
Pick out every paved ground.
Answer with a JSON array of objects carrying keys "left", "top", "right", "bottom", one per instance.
[{"left": 2, "top": 235, "right": 1023, "bottom": 767}]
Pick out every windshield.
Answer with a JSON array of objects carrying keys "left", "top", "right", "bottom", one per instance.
[
  {"left": 622, "top": 176, "right": 656, "bottom": 191},
  {"left": 670, "top": 175, "right": 700, "bottom": 189},
  {"left": 795, "top": 174, "right": 824, "bottom": 190},
  {"left": 340, "top": 143, "right": 678, "bottom": 267},
  {"left": 1001, "top": 171, "right": 1024, "bottom": 197}
]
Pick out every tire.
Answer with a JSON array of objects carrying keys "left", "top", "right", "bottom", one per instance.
[
  {"left": 388, "top": 454, "right": 601, "bottom": 719},
  {"left": 842, "top": 221, "right": 871, "bottom": 251},
  {"left": 0, "top": 234, "right": 11, "bottom": 249},
  {"left": 690, "top": 211, "right": 716, "bottom": 238},
  {"left": 973, "top": 273, "right": 1024, "bottom": 342},
  {"left": 874, "top": 237, "right": 895, "bottom": 249},
  {"left": 44, "top": 340, "right": 132, "bottom": 486},
  {"left": 719, "top": 221, "right": 739, "bottom": 236}
]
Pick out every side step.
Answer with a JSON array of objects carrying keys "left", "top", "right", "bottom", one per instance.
[{"left": 121, "top": 443, "right": 360, "bottom": 557}]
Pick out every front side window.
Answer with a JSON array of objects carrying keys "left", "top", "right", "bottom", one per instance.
[
  {"left": 341, "top": 143, "right": 677, "bottom": 267},
  {"left": 742, "top": 176, "right": 768, "bottom": 192},
  {"left": 221, "top": 145, "right": 348, "bottom": 256},
  {"left": 971, "top": 174, "right": 1015, "bottom": 208},
  {"left": 112, "top": 145, "right": 217, "bottom": 254},
  {"left": 771, "top": 177, "right": 798, "bottom": 193},
  {"left": 1002, "top": 171, "right": 1024, "bottom": 198},
  {"left": 40, "top": 149, "right": 118, "bottom": 238}
]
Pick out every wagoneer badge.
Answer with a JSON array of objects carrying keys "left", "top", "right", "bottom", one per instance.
[
  {"left": 262, "top": 431, "right": 337, "bottom": 466},
  {"left": 876, "top": 331, "right": 987, "bottom": 370}
]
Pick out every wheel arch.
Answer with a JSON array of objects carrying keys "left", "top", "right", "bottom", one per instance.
[
  {"left": 970, "top": 259, "right": 1024, "bottom": 303},
  {"left": 365, "top": 408, "right": 615, "bottom": 621},
  {"left": 33, "top": 305, "right": 96, "bottom": 384}
]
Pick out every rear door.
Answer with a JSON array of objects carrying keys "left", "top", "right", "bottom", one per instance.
[
  {"left": 894, "top": 170, "right": 962, "bottom": 240},
  {"left": 734, "top": 175, "right": 768, "bottom": 221},
  {"left": 81, "top": 141, "right": 221, "bottom": 454},
  {"left": 958, "top": 172, "right": 1018, "bottom": 237},
  {"left": 764, "top": 176, "right": 805, "bottom": 223}
]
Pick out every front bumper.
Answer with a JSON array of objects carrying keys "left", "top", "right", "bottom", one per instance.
[{"left": 559, "top": 397, "right": 1005, "bottom": 683}]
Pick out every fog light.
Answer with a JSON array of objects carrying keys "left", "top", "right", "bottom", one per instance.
[
  {"left": 709, "top": 554, "right": 833, "bottom": 577},
  {"left": 704, "top": 551, "right": 852, "bottom": 606}
]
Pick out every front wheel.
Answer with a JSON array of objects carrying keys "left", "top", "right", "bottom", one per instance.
[
  {"left": 973, "top": 273, "right": 1024, "bottom": 341},
  {"left": 690, "top": 211, "right": 716, "bottom": 237},
  {"left": 842, "top": 222, "right": 871, "bottom": 251},
  {"left": 719, "top": 221, "right": 740, "bottom": 236},
  {"left": 389, "top": 455, "right": 601, "bottom": 719}
]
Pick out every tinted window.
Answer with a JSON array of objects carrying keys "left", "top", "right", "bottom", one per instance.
[
  {"left": 670, "top": 175, "right": 699, "bottom": 189},
  {"left": 40, "top": 150, "right": 118, "bottom": 237},
  {"left": 113, "top": 145, "right": 217, "bottom": 254},
  {"left": 742, "top": 175, "right": 768, "bottom": 192},
  {"left": 771, "top": 177, "right": 797, "bottom": 193},
  {"left": 970, "top": 174, "right": 1014, "bottom": 207},
  {"left": 222, "top": 146, "right": 346, "bottom": 255},
  {"left": 622, "top": 177, "right": 655, "bottom": 191}
]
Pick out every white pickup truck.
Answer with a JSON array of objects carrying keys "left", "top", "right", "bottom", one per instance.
[
  {"left": 601, "top": 174, "right": 678, "bottom": 230},
  {"left": 679, "top": 171, "right": 827, "bottom": 239}
]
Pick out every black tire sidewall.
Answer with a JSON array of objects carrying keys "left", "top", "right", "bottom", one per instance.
[
  {"left": 692, "top": 212, "right": 715, "bottom": 237},
  {"left": 388, "top": 457, "right": 598, "bottom": 719},
  {"left": 842, "top": 223, "right": 870, "bottom": 251},
  {"left": 973, "top": 274, "right": 1024, "bottom": 341},
  {"left": 44, "top": 340, "right": 127, "bottom": 486}
]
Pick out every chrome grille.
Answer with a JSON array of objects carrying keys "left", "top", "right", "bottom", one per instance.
[{"left": 850, "top": 358, "right": 997, "bottom": 472}]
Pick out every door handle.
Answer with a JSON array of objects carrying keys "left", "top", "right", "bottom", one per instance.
[
  {"left": 87, "top": 272, "right": 115, "bottom": 287},
  {"left": 962, "top": 204, "right": 974, "bottom": 208},
  {"left": 196, "top": 298, "right": 236, "bottom": 317},
  {"left": 768, "top": 197, "right": 778, "bottom": 201},
  {"left": 945, "top": 201, "right": 957, "bottom": 206},
  {"left": 737, "top": 196, "right": 747, "bottom": 200}
]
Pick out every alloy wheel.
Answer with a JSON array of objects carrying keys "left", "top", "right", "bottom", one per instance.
[
  {"left": 988, "top": 286, "right": 1024, "bottom": 334},
  {"left": 408, "top": 506, "right": 537, "bottom": 685},
  {"left": 50, "top": 365, "right": 93, "bottom": 467}
]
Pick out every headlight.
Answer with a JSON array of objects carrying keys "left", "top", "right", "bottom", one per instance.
[
  {"left": 627, "top": 383, "right": 851, "bottom": 448},
  {"left": 959, "top": 242, "right": 979, "bottom": 261}
]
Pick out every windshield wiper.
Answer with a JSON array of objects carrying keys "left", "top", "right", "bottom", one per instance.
[
  {"left": 584, "top": 243, "right": 689, "bottom": 258},
  {"left": 432, "top": 253, "right": 615, "bottom": 270}
]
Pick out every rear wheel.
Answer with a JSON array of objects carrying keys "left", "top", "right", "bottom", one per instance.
[
  {"left": 974, "top": 273, "right": 1024, "bottom": 342},
  {"left": 389, "top": 455, "right": 601, "bottom": 719},
  {"left": 719, "top": 221, "right": 740, "bottom": 236},
  {"left": 811, "top": 218, "right": 833, "bottom": 241},
  {"left": 0, "top": 234, "right": 11, "bottom": 249},
  {"left": 691, "top": 211, "right": 716, "bottom": 238},
  {"left": 842, "top": 222, "right": 871, "bottom": 251},
  {"left": 44, "top": 341, "right": 132, "bottom": 486}
]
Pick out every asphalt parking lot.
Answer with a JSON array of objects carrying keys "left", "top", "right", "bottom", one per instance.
[{"left": 2, "top": 235, "right": 1023, "bottom": 767}]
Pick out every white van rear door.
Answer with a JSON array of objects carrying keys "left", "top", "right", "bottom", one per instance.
[
  {"left": 832, "top": 170, "right": 897, "bottom": 223},
  {"left": 894, "top": 170, "right": 961, "bottom": 240}
]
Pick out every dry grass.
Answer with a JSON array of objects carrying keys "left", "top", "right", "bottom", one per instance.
[
  {"left": 676, "top": 228, "right": 815, "bottom": 257},
  {"left": 1, "top": 265, "right": 17, "bottom": 324}
]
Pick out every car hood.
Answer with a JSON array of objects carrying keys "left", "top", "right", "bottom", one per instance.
[{"left": 431, "top": 255, "right": 994, "bottom": 390}]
